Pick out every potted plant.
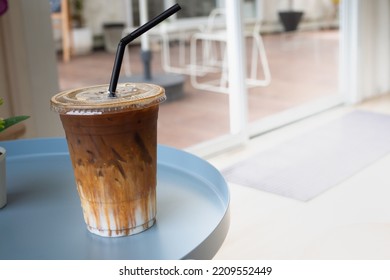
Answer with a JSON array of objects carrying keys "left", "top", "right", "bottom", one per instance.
[
  {"left": 70, "top": 0, "right": 93, "bottom": 55},
  {"left": 0, "top": 97, "right": 30, "bottom": 208},
  {"left": 278, "top": 0, "right": 304, "bottom": 32}
]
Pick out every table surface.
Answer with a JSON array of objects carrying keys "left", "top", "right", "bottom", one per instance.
[{"left": 0, "top": 138, "right": 229, "bottom": 260}]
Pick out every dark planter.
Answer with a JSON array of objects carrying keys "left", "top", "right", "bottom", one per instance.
[{"left": 278, "top": 11, "right": 304, "bottom": 32}]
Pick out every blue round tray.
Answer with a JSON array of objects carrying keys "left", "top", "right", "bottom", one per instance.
[{"left": 0, "top": 138, "right": 229, "bottom": 259}]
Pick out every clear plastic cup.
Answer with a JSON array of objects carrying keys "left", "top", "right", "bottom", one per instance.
[{"left": 51, "top": 83, "right": 165, "bottom": 237}]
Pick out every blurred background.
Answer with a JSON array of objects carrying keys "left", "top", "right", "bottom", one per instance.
[{"left": 0, "top": 0, "right": 389, "bottom": 156}]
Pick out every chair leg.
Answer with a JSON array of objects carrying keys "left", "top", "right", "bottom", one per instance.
[
  {"left": 248, "top": 33, "right": 271, "bottom": 87},
  {"left": 123, "top": 45, "right": 132, "bottom": 76}
]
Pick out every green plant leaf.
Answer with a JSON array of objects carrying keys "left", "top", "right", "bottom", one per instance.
[{"left": 2, "top": 116, "right": 30, "bottom": 131}]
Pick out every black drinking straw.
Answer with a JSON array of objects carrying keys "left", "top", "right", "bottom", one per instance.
[{"left": 108, "top": 4, "right": 181, "bottom": 97}]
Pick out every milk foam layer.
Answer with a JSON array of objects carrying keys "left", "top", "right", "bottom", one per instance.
[{"left": 51, "top": 83, "right": 165, "bottom": 114}]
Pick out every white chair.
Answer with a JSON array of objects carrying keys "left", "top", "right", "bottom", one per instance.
[
  {"left": 190, "top": 8, "right": 271, "bottom": 93},
  {"left": 121, "top": 22, "right": 203, "bottom": 77}
]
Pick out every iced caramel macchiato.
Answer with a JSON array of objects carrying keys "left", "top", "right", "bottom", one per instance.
[{"left": 51, "top": 83, "right": 165, "bottom": 237}]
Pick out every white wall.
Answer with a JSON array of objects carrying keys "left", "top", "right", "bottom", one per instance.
[
  {"left": 79, "top": 0, "right": 338, "bottom": 37},
  {"left": 359, "top": 0, "right": 390, "bottom": 100},
  {"left": 83, "top": 0, "right": 128, "bottom": 35},
  {"left": 340, "top": 0, "right": 390, "bottom": 104}
]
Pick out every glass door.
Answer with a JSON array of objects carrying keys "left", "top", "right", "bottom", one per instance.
[
  {"left": 248, "top": 1, "right": 342, "bottom": 136},
  {"left": 157, "top": 0, "right": 343, "bottom": 155}
]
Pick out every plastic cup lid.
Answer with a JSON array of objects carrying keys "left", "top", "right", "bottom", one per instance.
[{"left": 50, "top": 83, "right": 165, "bottom": 114}]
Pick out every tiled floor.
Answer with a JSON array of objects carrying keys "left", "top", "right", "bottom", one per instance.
[{"left": 57, "top": 29, "right": 339, "bottom": 149}]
